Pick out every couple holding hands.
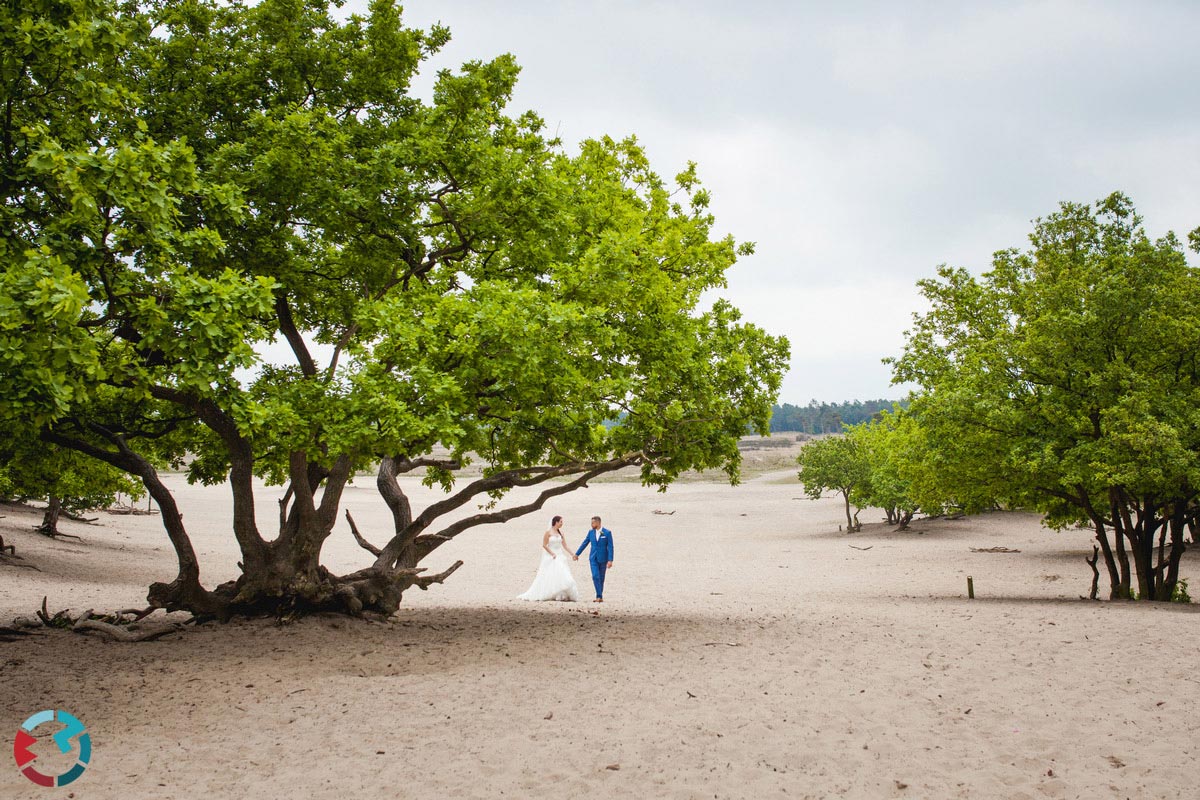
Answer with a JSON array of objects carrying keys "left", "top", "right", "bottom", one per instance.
[{"left": 517, "top": 515, "right": 614, "bottom": 603}]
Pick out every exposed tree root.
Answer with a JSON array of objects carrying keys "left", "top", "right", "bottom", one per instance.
[
  {"left": 0, "top": 535, "right": 40, "bottom": 570},
  {"left": 32, "top": 599, "right": 182, "bottom": 640},
  {"left": 102, "top": 504, "right": 158, "bottom": 516},
  {"left": 73, "top": 616, "right": 179, "bottom": 642},
  {"left": 181, "top": 557, "right": 469, "bottom": 622},
  {"left": 33, "top": 525, "right": 84, "bottom": 541},
  {"left": 118, "top": 606, "right": 159, "bottom": 622}
]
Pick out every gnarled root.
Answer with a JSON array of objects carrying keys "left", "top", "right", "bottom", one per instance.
[
  {"left": 73, "top": 616, "right": 180, "bottom": 642},
  {"left": 147, "top": 575, "right": 228, "bottom": 620},
  {"left": 199, "top": 560, "right": 466, "bottom": 620},
  {"left": 31, "top": 600, "right": 181, "bottom": 641}
]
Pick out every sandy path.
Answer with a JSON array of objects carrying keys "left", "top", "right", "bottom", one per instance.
[{"left": 2, "top": 473, "right": 1198, "bottom": 799}]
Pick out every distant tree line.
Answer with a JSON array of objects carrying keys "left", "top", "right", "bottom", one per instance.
[{"left": 769, "top": 399, "right": 904, "bottom": 434}]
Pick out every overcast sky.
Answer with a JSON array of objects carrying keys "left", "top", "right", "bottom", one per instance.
[{"left": 339, "top": 0, "right": 1200, "bottom": 404}]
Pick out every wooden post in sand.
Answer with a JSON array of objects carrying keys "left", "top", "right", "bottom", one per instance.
[{"left": 967, "top": 576, "right": 975, "bottom": 599}]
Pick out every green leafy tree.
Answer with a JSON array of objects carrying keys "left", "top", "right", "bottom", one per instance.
[
  {"left": 0, "top": 434, "right": 146, "bottom": 537},
  {"left": 1, "top": 0, "right": 789, "bottom": 617},
  {"left": 849, "top": 411, "right": 922, "bottom": 528},
  {"left": 796, "top": 434, "right": 868, "bottom": 531},
  {"left": 796, "top": 412, "right": 926, "bottom": 532},
  {"left": 892, "top": 193, "right": 1200, "bottom": 600}
]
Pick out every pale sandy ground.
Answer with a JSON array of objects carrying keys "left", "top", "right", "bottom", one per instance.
[{"left": 2, "top": 467, "right": 1198, "bottom": 800}]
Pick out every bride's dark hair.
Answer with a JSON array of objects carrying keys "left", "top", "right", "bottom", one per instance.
[{"left": 551, "top": 515, "right": 563, "bottom": 526}]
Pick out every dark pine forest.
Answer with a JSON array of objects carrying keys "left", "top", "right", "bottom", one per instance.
[{"left": 768, "top": 400, "right": 902, "bottom": 434}]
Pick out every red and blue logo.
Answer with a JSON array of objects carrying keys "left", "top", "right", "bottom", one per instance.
[{"left": 13, "top": 710, "right": 91, "bottom": 787}]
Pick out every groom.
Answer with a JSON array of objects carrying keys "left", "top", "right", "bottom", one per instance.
[{"left": 575, "top": 516, "right": 614, "bottom": 602}]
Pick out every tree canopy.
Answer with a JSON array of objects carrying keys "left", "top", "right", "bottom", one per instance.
[
  {"left": 0, "top": 0, "right": 788, "bottom": 617},
  {"left": 891, "top": 192, "right": 1200, "bottom": 600},
  {"left": 796, "top": 434, "right": 868, "bottom": 531}
]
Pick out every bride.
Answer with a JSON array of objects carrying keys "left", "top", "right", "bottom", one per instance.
[{"left": 517, "top": 515, "right": 580, "bottom": 602}]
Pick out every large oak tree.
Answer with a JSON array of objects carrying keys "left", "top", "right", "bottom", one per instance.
[
  {"left": 892, "top": 193, "right": 1200, "bottom": 601},
  {"left": 1, "top": 0, "right": 789, "bottom": 617}
]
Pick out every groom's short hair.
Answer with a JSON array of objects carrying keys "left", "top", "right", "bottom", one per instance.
[{"left": 591, "top": 516, "right": 602, "bottom": 524}]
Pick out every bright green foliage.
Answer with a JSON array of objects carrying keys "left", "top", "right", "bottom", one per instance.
[
  {"left": 796, "top": 434, "right": 868, "bottom": 531},
  {"left": 847, "top": 411, "right": 924, "bottom": 527},
  {"left": 0, "top": 0, "right": 788, "bottom": 615},
  {"left": 0, "top": 434, "right": 145, "bottom": 517},
  {"left": 795, "top": 411, "right": 927, "bottom": 530},
  {"left": 1171, "top": 578, "right": 1190, "bottom": 604},
  {"left": 891, "top": 192, "right": 1200, "bottom": 600}
]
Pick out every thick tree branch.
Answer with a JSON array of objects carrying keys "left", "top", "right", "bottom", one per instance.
[
  {"left": 409, "top": 457, "right": 636, "bottom": 537},
  {"left": 289, "top": 451, "right": 317, "bottom": 513},
  {"left": 146, "top": 385, "right": 266, "bottom": 561},
  {"left": 275, "top": 292, "right": 318, "bottom": 377},
  {"left": 317, "top": 454, "right": 354, "bottom": 529},
  {"left": 376, "top": 456, "right": 413, "bottom": 533},
  {"left": 377, "top": 454, "right": 642, "bottom": 569},
  {"left": 325, "top": 323, "right": 360, "bottom": 380},
  {"left": 375, "top": 456, "right": 464, "bottom": 537},
  {"left": 393, "top": 456, "right": 464, "bottom": 474},
  {"left": 41, "top": 426, "right": 212, "bottom": 610},
  {"left": 420, "top": 461, "right": 634, "bottom": 548},
  {"left": 40, "top": 429, "right": 131, "bottom": 473}
]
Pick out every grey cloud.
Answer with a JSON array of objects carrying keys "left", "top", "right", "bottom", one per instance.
[{"left": 335, "top": 0, "right": 1200, "bottom": 400}]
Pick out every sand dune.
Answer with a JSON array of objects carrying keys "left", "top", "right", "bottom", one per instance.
[{"left": 3, "top": 471, "right": 1198, "bottom": 798}]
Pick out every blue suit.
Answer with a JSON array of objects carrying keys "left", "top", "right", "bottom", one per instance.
[{"left": 575, "top": 527, "right": 614, "bottom": 598}]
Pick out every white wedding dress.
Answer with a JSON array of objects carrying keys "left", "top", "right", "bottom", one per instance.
[{"left": 517, "top": 532, "right": 580, "bottom": 602}]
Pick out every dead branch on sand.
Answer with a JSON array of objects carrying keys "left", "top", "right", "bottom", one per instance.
[
  {"left": 73, "top": 615, "right": 179, "bottom": 642},
  {"left": 36, "top": 597, "right": 181, "bottom": 641}
]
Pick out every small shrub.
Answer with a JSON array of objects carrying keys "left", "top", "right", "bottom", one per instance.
[{"left": 1171, "top": 578, "right": 1191, "bottom": 604}]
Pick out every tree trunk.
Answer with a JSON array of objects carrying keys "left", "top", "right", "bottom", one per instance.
[
  {"left": 1110, "top": 489, "right": 1132, "bottom": 598},
  {"left": 36, "top": 495, "right": 63, "bottom": 537},
  {"left": 138, "top": 464, "right": 226, "bottom": 615},
  {"left": 841, "top": 491, "right": 854, "bottom": 532},
  {"left": 1160, "top": 504, "right": 1188, "bottom": 601},
  {"left": 1092, "top": 521, "right": 1121, "bottom": 600},
  {"left": 41, "top": 428, "right": 222, "bottom": 615},
  {"left": 1132, "top": 512, "right": 1159, "bottom": 601},
  {"left": 1086, "top": 545, "right": 1100, "bottom": 600},
  {"left": 205, "top": 452, "right": 425, "bottom": 618},
  {"left": 1107, "top": 488, "right": 1184, "bottom": 602}
]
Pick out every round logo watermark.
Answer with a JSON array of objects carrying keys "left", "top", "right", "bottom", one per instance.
[{"left": 13, "top": 710, "right": 91, "bottom": 787}]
